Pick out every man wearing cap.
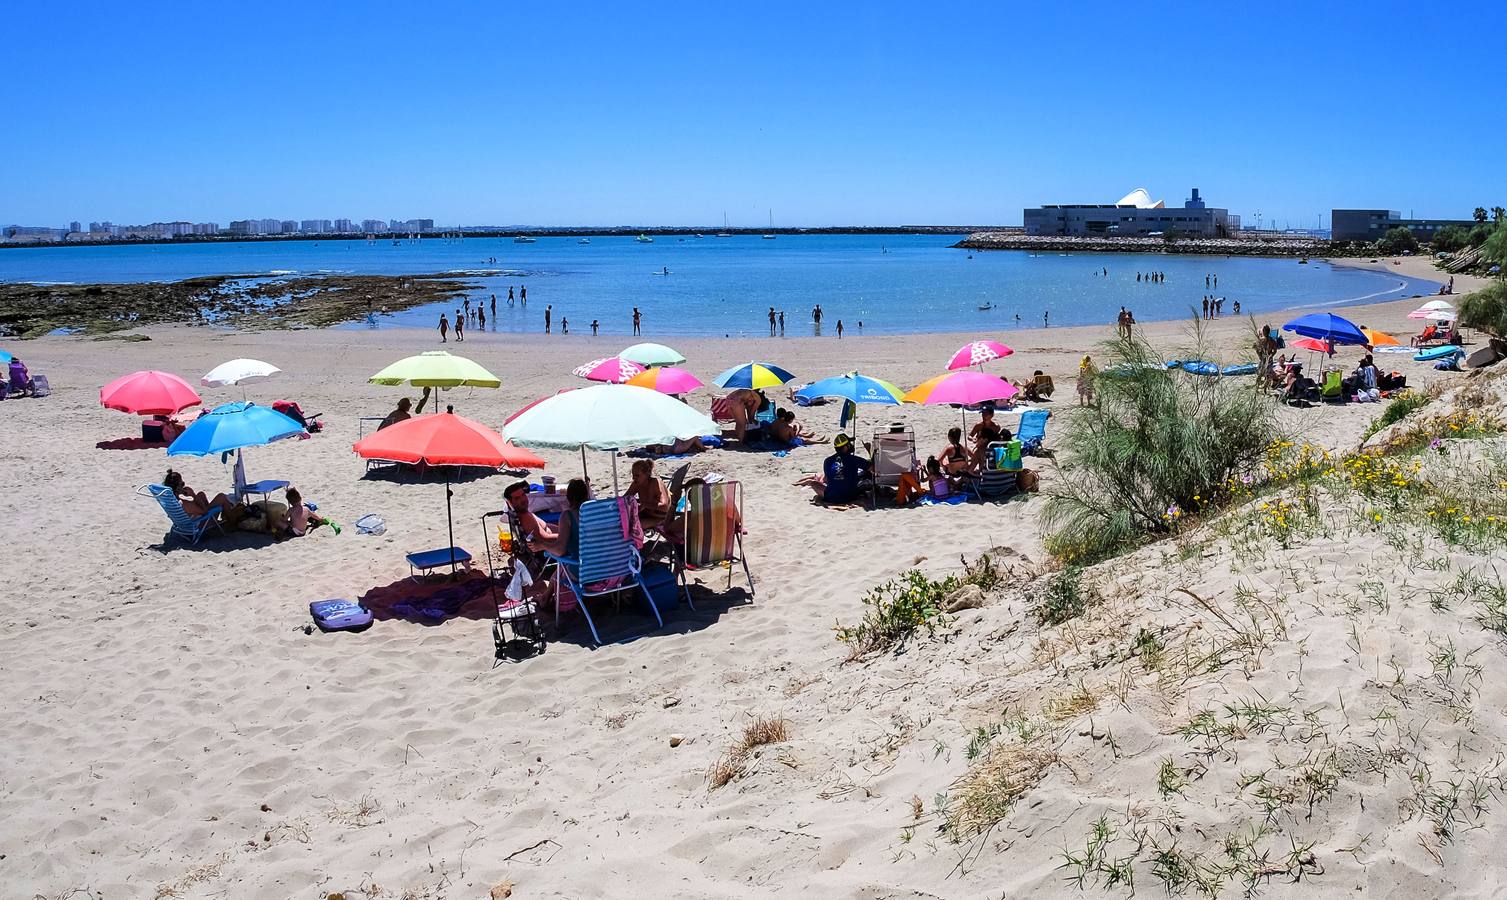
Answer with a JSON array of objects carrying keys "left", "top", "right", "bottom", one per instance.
[{"left": 794, "top": 433, "right": 872, "bottom": 504}]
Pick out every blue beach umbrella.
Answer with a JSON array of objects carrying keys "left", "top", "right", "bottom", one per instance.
[
  {"left": 712, "top": 362, "right": 796, "bottom": 390},
  {"left": 1282, "top": 312, "right": 1368, "bottom": 347},
  {"left": 167, "top": 401, "right": 305, "bottom": 456},
  {"left": 795, "top": 371, "right": 904, "bottom": 435},
  {"left": 168, "top": 401, "right": 305, "bottom": 496},
  {"left": 0, "top": 348, "right": 12, "bottom": 364}
]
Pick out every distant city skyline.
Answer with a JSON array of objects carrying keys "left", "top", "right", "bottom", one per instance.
[{"left": 5, "top": 2, "right": 1504, "bottom": 227}]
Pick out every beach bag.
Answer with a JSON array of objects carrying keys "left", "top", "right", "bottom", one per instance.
[
  {"left": 309, "top": 599, "right": 373, "bottom": 631},
  {"left": 354, "top": 514, "right": 386, "bottom": 535},
  {"left": 505, "top": 564, "right": 534, "bottom": 603},
  {"left": 995, "top": 440, "right": 1023, "bottom": 472},
  {"left": 1018, "top": 469, "right": 1040, "bottom": 492}
]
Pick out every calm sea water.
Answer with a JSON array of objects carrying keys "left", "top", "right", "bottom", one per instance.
[{"left": 0, "top": 235, "right": 1437, "bottom": 336}]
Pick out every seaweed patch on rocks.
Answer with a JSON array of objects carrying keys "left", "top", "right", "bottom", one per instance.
[{"left": 0, "top": 272, "right": 480, "bottom": 338}]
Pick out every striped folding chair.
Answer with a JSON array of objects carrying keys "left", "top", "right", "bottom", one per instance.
[
  {"left": 546, "top": 498, "right": 662, "bottom": 646},
  {"left": 136, "top": 484, "right": 224, "bottom": 545},
  {"left": 679, "top": 481, "right": 754, "bottom": 607}
]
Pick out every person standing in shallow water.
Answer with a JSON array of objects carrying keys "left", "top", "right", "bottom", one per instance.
[
  {"left": 521, "top": 285, "right": 527, "bottom": 307},
  {"left": 778, "top": 310, "right": 785, "bottom": 335},
  {"left": 544, "top": 305, "right": 552, "bottom": 333},
  {"left": 632, "top": 307, "right": 642, "bottom": 336}
]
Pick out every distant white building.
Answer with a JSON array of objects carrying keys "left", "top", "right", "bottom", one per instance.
[
  {"left": 1024, "top": 187, "right": 1232, "bottom": 238},
  {"left": 333, "top": 218, "right": 354, "bottom": 233}
]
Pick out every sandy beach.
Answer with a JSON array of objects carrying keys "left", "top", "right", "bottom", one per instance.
[{"left": 2, "top": 256, "right": 1499, "bottom": 899}]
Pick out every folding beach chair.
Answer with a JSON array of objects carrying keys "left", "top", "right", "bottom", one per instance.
[
  {"left": 678, "top": 480, "right": 754, "bottom": 606},
  {"left": 980, "top": 440, "right": 1021, "bottom": 498},
  {"left": 710, "top": 396, "right": 738, "bottom": 429},
  {"left": 1319, "top": 370, "right": 1344, "bottom": 403},
  {"left": 358, "top": 416, "right": 407, "bottom": 477},
  {"left": 1016, "top": 409, "right": 1051, "bottom": 455},
  {"left": 137, "top": 484, "right": 224, "bottom": 545},
  {"left": 870, "top": 427, "right": 917, "bottom": 506},
  {"left": 546, "top": 498, "right": 662, "bottom": 646}
]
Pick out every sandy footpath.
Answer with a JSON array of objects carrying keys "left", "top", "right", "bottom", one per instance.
[{"left": 0, "top": 266, "right": 1475, "bottom": 898}]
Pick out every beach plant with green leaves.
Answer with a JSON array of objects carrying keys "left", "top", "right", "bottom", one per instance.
[{"left": 1042, "top": 324, "right": 1280, "bottom": 564}]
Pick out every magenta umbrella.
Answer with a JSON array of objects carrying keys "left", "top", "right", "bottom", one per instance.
[
  {"left": 947, "top": 340, "right": 1014, "bottom": 371},
  {"left": 624, "top": 365, "right": 706, "bottom": 395},
  {"left": 572, "top": 356, "right": 646, "bottom": 384}
]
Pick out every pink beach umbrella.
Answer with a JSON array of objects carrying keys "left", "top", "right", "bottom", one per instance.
[
  {"left": 100, "top": 370, "right": 202, "bottom": 416},
  {"left": 571, "top": 356, "right": 646, "bottom": 384},
  {"left": 625, "top": 365, "right": 706, "bottom": 395},
  {"left": 947, "top": 340, "right": 1014, "bottom": 371},
  {"left": 904, "top": 370, "right": 1019, "bottom": 429},
  {"left": 1289, "top": 337, "right": 1334, "bottom": 354}
]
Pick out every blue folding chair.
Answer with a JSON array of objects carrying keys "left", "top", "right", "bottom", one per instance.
[
  {"left": 546, "top": 499, "right": 662, "bottom": 646},
  {"left": 137, "top": 484, "right": 224, "bottom": 544},
  {"left": 1017, "top": 409, "right": 1051, "bottom": 455}
]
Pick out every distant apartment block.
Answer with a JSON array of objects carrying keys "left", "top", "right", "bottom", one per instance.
[
  {"left": 1024, "top": 188, "right": 1232, "bottom": 238},
  {"left": 333, "top": 218, "right": 354, "bottom": 233},
  {"left": 1331, "top": 209, "right": 1481, "bottom": 243}
]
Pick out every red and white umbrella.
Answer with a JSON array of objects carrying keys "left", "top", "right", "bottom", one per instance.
[
  {"left": 572, "top": 356, "right": 646, "bottom": 384},
  {"left": 947, "top": 340, "right": 1014, "bottom": 371}
]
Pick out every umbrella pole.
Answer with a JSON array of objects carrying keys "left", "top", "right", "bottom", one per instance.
[
  {"left": 579, "top": 445, "right": 590, "bottom": 482},
  {"left": 611, "top": 451, "right": 620, "bottom": 497},
  {"left": 445, "top": 469, "right": 458, "bottom": 579}
]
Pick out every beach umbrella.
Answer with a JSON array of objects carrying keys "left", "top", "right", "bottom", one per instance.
[
  {"left": 0, "top": 348, "right": 12, "bottom": 365},
  {"left": 167, "top": 401, "right": 304, "bottom": 457},
  {"left": 946, "top": 340, "right": 1014, "bottom": 371},
  {"left": 795, "top": 372, "right": 904, "bottom": 437},
  {"left": 100, "top": 370, "right": 202, "bottom": 416},
  {"left": 572, "top": 356, "right": 646, "bottom": 384},
  {"left": 167, "top": 401, "right": 306, "bottom": 501},
  {"left": 620, "top": 342, "right": 686, "bottom": 367},
  {"left": 369, "top": 351, "right": 501, "bottom": 388},
  {"left": 353, "top": 406, "right": 545, "bottom": 576},
  {"left": 1408, "top": 303, "right": 1457, "bottom": 321},
  {"left": 1361, "top": 328, "right": 1401, "bottom": 347},
  {"left": 713, "top": 362, "right": 796, "bottom": 390},
  {"left": 903, "top": 370, "right": 1019, "bottom": 406},
  {"left": 1282, "top": 312, "right": 1368, "bottom": 347},
  {"left": 1289, "top": 337, "right": 1334, "bottom": 354},
  {"left": 904, "top": 370, "right": 1019, "bottom": 430},
  {"left": 626, "top": 365, "right": 706, "bottom": 395},
  {"left": 503, "top": 384, "right": 716, "bottom": 492},
  {"left": 201, "top": 359, "right": 281, "bottom": 388}
]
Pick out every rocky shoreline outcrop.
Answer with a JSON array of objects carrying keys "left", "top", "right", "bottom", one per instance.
[{"left": 955, "top": 231, "right": 1327, "bottom": 257}]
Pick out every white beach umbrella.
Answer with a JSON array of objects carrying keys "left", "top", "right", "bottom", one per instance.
[
  {"left": 503, "top": 384, "right": 717, "bottom": 492},
  {"left": 202, "top": 358, "right": 281, "bottom": 387}
]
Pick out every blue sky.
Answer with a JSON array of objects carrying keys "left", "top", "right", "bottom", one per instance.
[{"left": 5, "top": 1, "right": 1503, "bottom": 228}]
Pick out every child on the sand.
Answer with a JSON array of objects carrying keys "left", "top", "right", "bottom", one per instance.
[{"left": 284, "top": 486, "right": 339, "bottom": 537}]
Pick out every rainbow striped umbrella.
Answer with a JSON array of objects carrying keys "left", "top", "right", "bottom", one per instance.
[
  {"left": 712, "top": 362, "right": 796, "bottom": 390},
  {"left": 572, "top": 356, "right": 646, "bottom": 384},
  {"left": 625, "top": 365, "right": 706, "bottom": 395}
]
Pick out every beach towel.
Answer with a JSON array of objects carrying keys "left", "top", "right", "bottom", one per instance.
[{"left": 617, "top": 494, "right": 645, "bottom": 550}]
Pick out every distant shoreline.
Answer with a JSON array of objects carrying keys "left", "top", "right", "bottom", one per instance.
[
  {"left": 0, "top": 226, "right": 999, "bottom": 252},
  {"left": 956, "top": 231, "right": 1327, "bottom": 257}
]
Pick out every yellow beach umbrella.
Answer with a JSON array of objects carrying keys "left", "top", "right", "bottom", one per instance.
[{"left": 368, "top": 351, "right": 501, "bottom": 388}]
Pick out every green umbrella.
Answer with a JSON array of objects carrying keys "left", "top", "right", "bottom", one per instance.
[
  {"left": 368, "top": 351, "right": 501, "bottom": 389},
  {"left": 619, "top": 342, "right": 686, "bottom": 367}
]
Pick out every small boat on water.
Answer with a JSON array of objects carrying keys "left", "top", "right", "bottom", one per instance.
[
  {"left": 578, "top": 238, "right": 591, "bottom": 245},
  {"left": 978, "top": 303, "right": 996, "bottom": 311},
  {"left": 1299, "top": 258, "right": 1308, "bottom": 264},
  {"left": 636, "top": 234, "right": 654, "bottom": 243},
  {"left": 513, "top": 235, "right": 536, "bottom": 243},
  {"left": 762, "top": 210, "right": 777, "bottom": 239}
]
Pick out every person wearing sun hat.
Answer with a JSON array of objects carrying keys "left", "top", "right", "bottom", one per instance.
[{"left": 793, "top": 432, "right": 872, "bottom": 504}]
